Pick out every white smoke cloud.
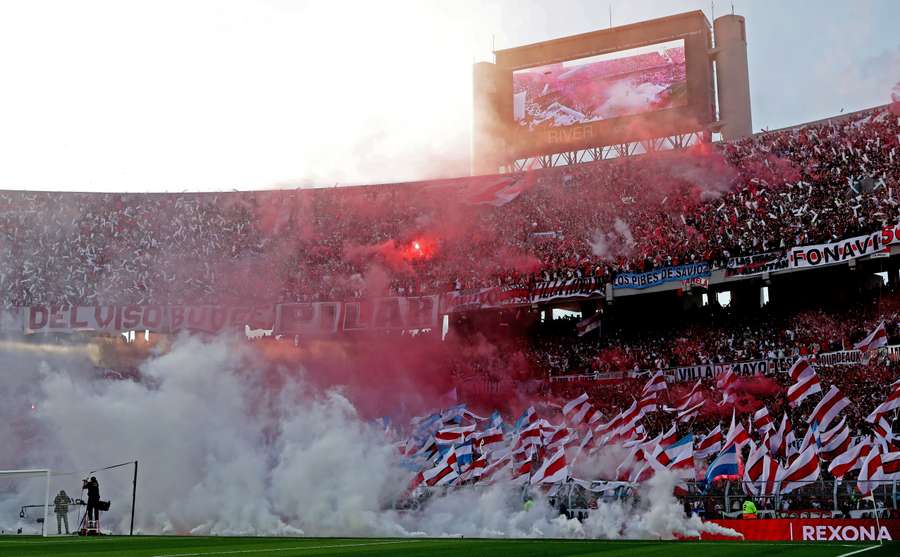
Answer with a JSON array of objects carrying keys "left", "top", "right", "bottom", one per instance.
[
  {"left": 570, "top": 444, "right": 630, "bottom": 480},
  {"left": 580, "top": 473, "right": 742, "bottom": 540},
  {"left": 665, "top": 154, "right": 738, "bottom": 202},
  {"left": 1, "top": 335, "right": 740, "bottom": 540},
  {"left": 590, "top": 218, "right": 636, "bottom": 259}
]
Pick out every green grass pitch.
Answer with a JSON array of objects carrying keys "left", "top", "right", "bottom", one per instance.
[{"left": 0, "top": 537, "right": 896, "bottom": 557}]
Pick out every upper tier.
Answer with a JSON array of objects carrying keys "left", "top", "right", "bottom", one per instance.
[{"left": 1, "top": 106, "right": 897, "bottom": 306}]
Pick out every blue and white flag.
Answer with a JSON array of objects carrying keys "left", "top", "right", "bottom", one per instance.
[{"left": 705, "top": 444, "right": 739, "bottom": 484}]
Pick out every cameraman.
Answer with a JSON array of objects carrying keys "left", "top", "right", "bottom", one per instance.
[{"left": 83, "top": 476, "right": 101, "bottom": 524}]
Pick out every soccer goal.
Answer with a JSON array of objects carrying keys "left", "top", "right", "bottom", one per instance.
[
  {"left": 0, "top": 469, "right": 51, "bottom": 536},
  {"left": 2, "top": 461, "right": 139, "bottom": 537}
]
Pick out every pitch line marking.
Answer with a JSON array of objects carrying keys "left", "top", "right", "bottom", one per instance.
[
  {"left": 835, "top": 546, "right": 880, "bottom": 557},
  {"left": 153, "top": 539, "right": 422, "bottom": 557}
]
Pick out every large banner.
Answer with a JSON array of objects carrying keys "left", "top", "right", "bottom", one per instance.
[
  {"left": 613, "top": 262, "right": 710, "bottom": 290},
  {"left": 439, "top": 278, "right": 605, "bottom": 313},
  {"left": 531, "top": 277, "right": 605, "bottom": 304},
  {"left": 439, "top": 285, "right": 531, "bottom": 314},
  {"left": 724, "top": 223, "right": 900, "bottom": 276},
  {"left": 274, "top": 302, "right": 341, "bottom": 335},
  {"left": 813, "top": 349, "right": 867, "bottom": 367},
  {"left": 788, "top": 230, "right": 887, "bottom": 269},
  {"left": 25, "top": 305, "right": 275, "bottom": 334},
  {"left": 725, "top": 251, "right": 789, "bottom": 277},
  {"left": 788, "top": 222, "right": 900, "bottom": 270},
  {"left": 341, "top": 296, "right": 440, "bottom": 332},
  {"left": 666, "top": 359, "right": 769, "bottom": 383},
  {"left": 24, "top": 296, "right": 439, "bottom": 336},
  {"left": 702, "top": 519, "right": 899, "bottom": 542}
]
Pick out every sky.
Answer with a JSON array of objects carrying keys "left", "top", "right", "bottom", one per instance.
[{"left": 0, "top": 0, "right": 897, "bottom": 192}]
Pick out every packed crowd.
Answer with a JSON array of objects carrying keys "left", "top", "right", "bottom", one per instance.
[
  {"left": 0, "top": 106, "right": 897, "bottom": 307},
  {"left": 536, "top": 292, "right": 900, "bottom": 378},
  {"left": 542, "top": 290, "right": 900, "bottom": 435},
  {"left": 399, "top": 321, "right": 900, "bottom": 517}
]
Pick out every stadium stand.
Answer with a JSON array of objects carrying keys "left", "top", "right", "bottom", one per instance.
[{"left": 0, "top": 106, "right": 896, "bottom": 307}]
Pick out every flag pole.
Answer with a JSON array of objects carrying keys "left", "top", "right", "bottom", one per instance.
[{"left": 867, "top": 493, "right": 883, "bottom": 545}]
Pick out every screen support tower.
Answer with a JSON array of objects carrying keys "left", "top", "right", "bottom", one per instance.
[{"left": 507, "top": 130, "right": 709, "bottom": 171}]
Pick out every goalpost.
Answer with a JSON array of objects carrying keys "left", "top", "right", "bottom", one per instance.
[
  {"left": 0, "top": 469, "right": 51, "bottom": 537},
  {"left": 2, "top": 461, "right": 138, "bottom": 537}
]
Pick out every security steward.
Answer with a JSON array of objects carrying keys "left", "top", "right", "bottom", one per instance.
[{"left": 742, "top": 498, "right": 758, "bottom": 519}]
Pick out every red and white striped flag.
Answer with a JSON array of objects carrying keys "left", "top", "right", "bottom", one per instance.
[
  {"left": 531, "top": 447, "right": 568, "bottom": 485},
  {"left": 743, "top": 441, "right": 768, "bottom": 496},
  {"left": 769, "top": 413, "right": 797, "bottom": 458},
  {"left": 872, "top": 417, "right": 895, "bottom": 446},
  {"left": 544, "top": 425, "right": 573, "bottom": 451},
  {"left": 724, "top": 411, "right": 750, "bottom": 450},
  {"left": 637, "top": 391, "right": 659, "bottom": 414},
  {"left": 616, "top": 445, "right": 645, "bottom": 481},
  {"left": 787, "top": 372, "right": 822, "bottom": 407},
  {"left": 865, "top": 382, "right": 900, "bottom": 423},
  {"left": 808, "top": 385, "right": 851, "bottom": 430},
  {"left": 759, "top": 453, "right": 782, "bottom": 497},
  {"left": 778, "top": 443, "right": 820, "bottom": 494},
  {"left": 659, "top": 424, "right": 679, "bottom": 448},
  {"left": 857, "top": 446, "right": 883, "bottom": 496},
  {"left": 459, "top": 455, "right": 487, "bottom": 482},
  {"left": 475, "top": 452, "right": 512, "bottom": 485},
  {"left": 562, "top": 393, "right": 589, "bottom": 417},
  {"left": 716, "top": 370, "right": 737, "bottom": 392},
  {"left": 670, "top": 381, "right": 702, "bottom": 412},
  {"left": 511, "top": 455, "right": 533, "bottom": 482},
  {"left": 819, "top": 421, "right": 851, "bottom": 462},
  {"left": 594, "top": 406, "right": 626, "bottom": 439},
  {"left": 695, "top": 425, "right": 723, "bottom": 459},
  {"left": 881, "top": 450, "right": 900, "bottom": 479},
  {"left": 575, "top": 403, "right": 603, "bottom": 426},
  {"left": 423, "top": 447, "right": 459, "bottom": 486},
  {"left": 768, "top": 414, "right": 787, "bottom": 456},
  {"left": 435, "top": 424, "right": 476, "bottom": 444},
  {"left": 642, "top": 371, "right": 667, "bottom": 396},
  {"left": 615, "top": 401, "right": 643, "bottom": 433},
  {"left": 562, "top": 393, "right": 602, "bottom": 426},
  {"left": 664, "top": 437, "right": 694, "bottom": 473},
  {"left": 746, "top": 441, "right": 781, "bottom": 497},
  {"left": 648, "top": 435, "right": 694, "bottom": 485},
  {"left": 472, "top": 427, "right": 505, "bottom": 452},
  {"left": 828, "top": 440, "right": 871, "bottom": 479},
  {"left": 677, "top": 399, "right": 705, "bottom": 423},
  {"left": 854, "top": 321, "right": 888, "bottom": 352},
  {"left": 787, "top": 357, "right": 814, "bottom": 382},
  {"left": 514, "top": 419, "right": 549, "bottom": 451},
  {"left": 753, "top": 406, "right": 775, "bottom": 434}
]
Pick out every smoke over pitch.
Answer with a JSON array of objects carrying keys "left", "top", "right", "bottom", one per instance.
[{"left": 1, "top": 335, "right": 735, "bottom": 539}]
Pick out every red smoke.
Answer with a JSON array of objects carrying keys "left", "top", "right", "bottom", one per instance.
[{"left": 247, "top": 329, "right": 540, "bottom": 422}]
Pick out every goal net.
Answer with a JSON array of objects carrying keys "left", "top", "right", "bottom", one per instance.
[
  {"left": 0, "top": 469, "right": 50, "bottom": 536},
  {"left": 1, "top": 461, "right": 137, "bottom": 537}
]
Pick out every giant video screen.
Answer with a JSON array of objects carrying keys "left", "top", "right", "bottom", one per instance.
[{"left": 512, "top": 39, "right": 686, "bottom": 130}]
